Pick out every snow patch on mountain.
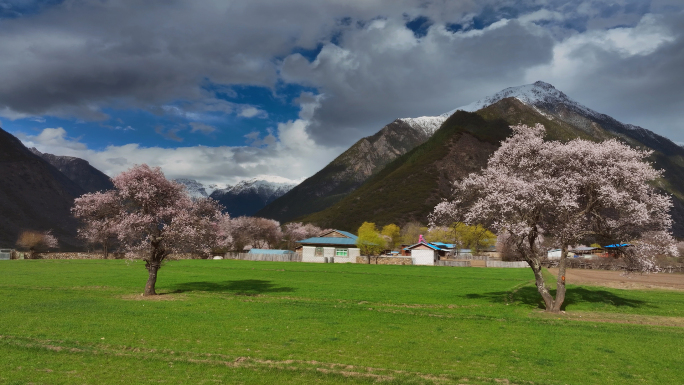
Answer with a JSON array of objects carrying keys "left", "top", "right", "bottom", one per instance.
[
  {"left": 174, "top": 178, "right": 225, "bottom": 199},
  {"left": 399, "top": 115, "right": 448, "bottom": 137}
]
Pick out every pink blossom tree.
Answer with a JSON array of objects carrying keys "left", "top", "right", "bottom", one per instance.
[
  {"left": 73, "top": 164, "right": 224, "bottom": 296},
  {"left": 220, "top": 216, "right": 286, "bottom": 252},
  {"left": 72, "top": 191, "right": 120, "bottom": 258},
  {"left": 431, "top": 123, "right": 678, "bottom": 312},
  {"left": 282, "top": 222, "right": 326, "bottom": 250}
]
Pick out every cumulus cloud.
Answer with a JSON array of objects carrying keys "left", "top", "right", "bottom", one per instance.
[{"left": 19, "top": 112, "right": 342, "bottom": 186}]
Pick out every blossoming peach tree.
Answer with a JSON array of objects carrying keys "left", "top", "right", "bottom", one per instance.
[
  {"left": 73, "top": 164, "right": 226, "bottom": 296},
  {"left": 430, "top": 123, "right": 678, "bottom": 312}
]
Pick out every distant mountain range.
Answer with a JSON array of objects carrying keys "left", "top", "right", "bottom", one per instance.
[
  {"left": 174, "top": 178, "right": 295, "bottom": 218},
  {"left": 276, "top": 81, "right": 684, "bottom": 237}
]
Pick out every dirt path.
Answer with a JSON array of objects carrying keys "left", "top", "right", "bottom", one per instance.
[{"left": 548, "top": 268, "right": 684, "bottom": 291}]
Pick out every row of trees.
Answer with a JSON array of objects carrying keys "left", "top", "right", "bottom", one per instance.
[{"left": 355, "top": 221, "right": 497, "bottom": 263}]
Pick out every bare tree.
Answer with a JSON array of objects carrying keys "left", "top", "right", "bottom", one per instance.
[{"left": 16, "top": 230, "right": 58, "bottom": 259}]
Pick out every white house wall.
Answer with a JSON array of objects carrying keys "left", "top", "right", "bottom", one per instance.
[
  {"left": 301, "top": 246, "right": 358, "bottom": 263},
  {"left": 411, "top": 249, "right": 436, "bottom": 265}
]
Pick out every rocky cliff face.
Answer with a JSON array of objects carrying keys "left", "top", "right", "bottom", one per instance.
[
  {"left": 30, "top": 148, "right": 114, "bottom": 193},
  {"left": 0, "top": 128, "right": 84, "bottom": 249},
  {"left": 256, "top": 117, "right": 446, "bottom": 222}
]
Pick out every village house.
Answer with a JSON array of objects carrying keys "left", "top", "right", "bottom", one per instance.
[
  {"left": 297, "top": 230, "right": 360, "bottom": 263},
  {"left": 402, "top": 242, "right": 444, "bottom": 265}
]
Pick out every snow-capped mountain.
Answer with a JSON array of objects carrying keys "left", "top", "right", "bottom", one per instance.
[
  {"left": 174, "top": 178, "right": 223, "bottom": 200},
  {"left": 210, "top": 178, "right": 296, "bottom": 218},
  {"left": 175, "top": 177, "right": 295, "bottom": 217},
  {"left": 221, "top": 178, "right": 295, "bottom": 198},
  {"left": 454, "top": 81, "right": 591, "bottom": 114},
  {"left": 453, "top": 81, "right": 680, "bottom": 155}
]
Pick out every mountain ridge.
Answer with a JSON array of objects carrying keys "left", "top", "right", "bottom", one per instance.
[
  {"left": 30, "top": 148, "right": 114, "bottom": 194},
  {"left": 256, "top": 116, "right": 447, "bottom": 222}
]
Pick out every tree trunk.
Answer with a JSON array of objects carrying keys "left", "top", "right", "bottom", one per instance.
[
  {"left": 103, "top": 241, "right": 109, "bottom": 260},
  {"left": 144, "top": 261, "right": 160, "bottom": 296},
  {"left": 528, "top": 257, "right": 555, "bottom": 310},
  {"left": 551, "top": 245, "right": 569, "bottom": 312},
  {"left": 143, "top": 241, "right": 165, "bottom": 296}
]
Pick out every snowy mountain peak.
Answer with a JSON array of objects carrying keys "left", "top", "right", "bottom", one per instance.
[
  {"left": 226, "top": 178, "right": 296, "bottom": 196},
  {"left": 174, "top": 178, "right": 225, "bottom": 199},
  {"left": 454, "top": 81, "right": 602, "bottom": 120}
]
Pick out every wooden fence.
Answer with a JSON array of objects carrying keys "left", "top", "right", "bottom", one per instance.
[
  {"left": 223, "top": 252, "right": 302, "bottom": 262},
  {"left": 436, "top": 260, "right": 471, "bottom": 267},
  {"left": 486, "top": 260, "right": 530, "bottom": 268},
  {"left": 451, "top": 254, "right": 489, "bottom": 260}
]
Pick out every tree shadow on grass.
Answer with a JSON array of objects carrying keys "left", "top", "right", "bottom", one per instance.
[
  {"left": 465, "top": 286, "right": 648, "bottom": 311},
  {"left": 172, "top": 279, "right": 295, "bottom": 295}
]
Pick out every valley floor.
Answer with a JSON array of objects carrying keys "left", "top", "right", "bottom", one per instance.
[{"left": 1, "top": 260, "right": 682, "bottom": 384}]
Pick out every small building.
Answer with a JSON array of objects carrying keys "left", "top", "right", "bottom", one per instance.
[
  {"left": 547, "top": 246, "right": 603, "bottom": 259},
  {"left": 248, "top": 249, "right": 295, "bottom": 255},
  {"left": 0, "top": 249, "right": 12, "bottom": 260},
  {"left": 296, "top": 230, "right": 360, "bottom": 263},
  {"left": 403, "top": 242, "right": 442, "bottom": 265}
]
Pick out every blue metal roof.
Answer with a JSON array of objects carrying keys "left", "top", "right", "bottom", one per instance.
[
  {"left": 248, "top": 249, "right": 295, "bottom": 254},
  {"left": 603, "top": 243, "right": 632, "bottom": 248},
  {"left": 297, "top": 237, "right": 358, "bottom": 245},
  {"left": 331, "top": 230, "right": 357, "bottom": 239},
  {"left": 403, "top": 242, "right": 442, "bottom": 251},
  {"left": 431, "top": 242, "right": 456, "bottom": 248}
]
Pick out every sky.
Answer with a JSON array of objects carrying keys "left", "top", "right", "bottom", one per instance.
[{"left": 1, "top": 0, "right": 683, "bottom": 187}]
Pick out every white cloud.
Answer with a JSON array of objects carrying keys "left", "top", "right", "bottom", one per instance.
[
  {"left": 189, "top": 122, "right": 218, "bottom": 134},
  {"left": 239, "top": 106, "right": 268, "bottom": 118},
  {"left": 18, "top": 115, "right": 341, "bottom": 186}
]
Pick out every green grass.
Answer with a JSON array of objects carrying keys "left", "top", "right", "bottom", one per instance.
[{"left": 1, "top": 260, "right": 683, "bottom": 384}]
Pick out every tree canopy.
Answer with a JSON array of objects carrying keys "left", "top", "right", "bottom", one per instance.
[{"left": 356, "top": 222, "right": 386, "bottom": 263}]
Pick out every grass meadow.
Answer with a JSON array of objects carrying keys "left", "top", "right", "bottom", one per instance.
[{"left": 1, "top": 259, "right": 683, "bottom": 384}]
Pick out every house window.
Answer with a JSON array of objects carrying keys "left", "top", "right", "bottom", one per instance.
[
  {"left": 315, "top": 247, "right": 323, "bottom": 256},
  {"left": 335, "top": 248, "right": 348, "bottom": 257}
]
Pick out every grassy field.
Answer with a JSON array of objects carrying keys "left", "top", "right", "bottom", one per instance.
[{"left": 1, "top": 260, "right": 683, "bottom": 384}]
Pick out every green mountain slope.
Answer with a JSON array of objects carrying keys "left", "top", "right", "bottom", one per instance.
[{"left": 299, "top": 98, "right": 684, "bottom": 237}]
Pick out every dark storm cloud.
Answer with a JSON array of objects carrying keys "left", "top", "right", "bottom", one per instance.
[{"left": 281, "top": 18, "right": 556, "bottom": 146}]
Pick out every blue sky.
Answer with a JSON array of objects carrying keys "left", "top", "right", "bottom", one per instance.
[{"left": 1, "top": 0, "right": 683, "bottom": 185}]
